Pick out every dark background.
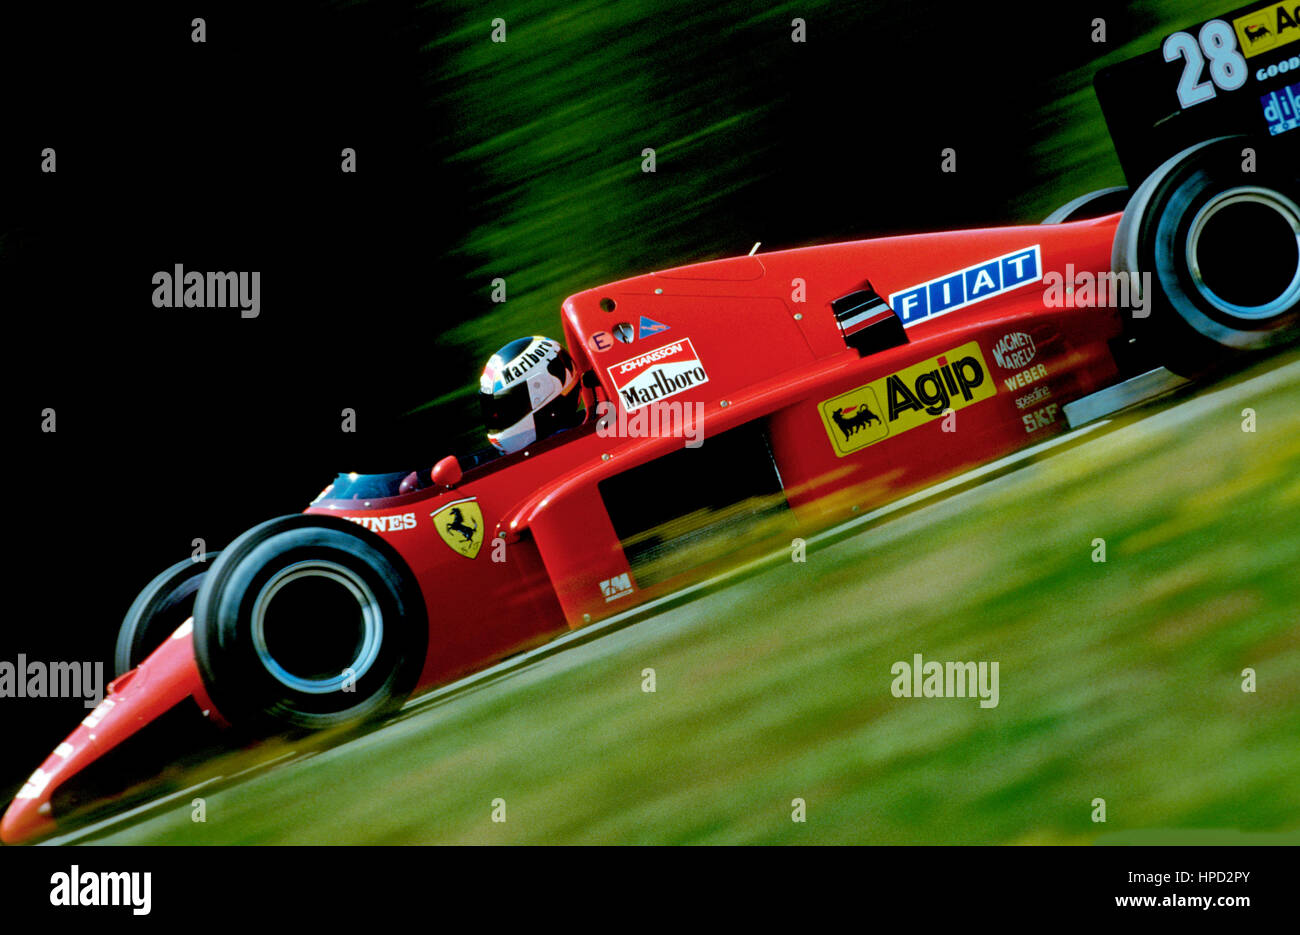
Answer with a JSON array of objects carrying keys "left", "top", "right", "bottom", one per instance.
[{"left": 0, "top": 0, "right": 1160, "bottom": 795}]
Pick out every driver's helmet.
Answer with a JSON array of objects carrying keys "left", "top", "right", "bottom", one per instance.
[{"left": 479, "top": 336, "right": 581, "bottom": 454}]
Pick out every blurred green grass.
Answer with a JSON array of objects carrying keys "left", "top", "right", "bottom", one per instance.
[{"left": 97, "top": 352, "right": 1300, "bottom": 844}]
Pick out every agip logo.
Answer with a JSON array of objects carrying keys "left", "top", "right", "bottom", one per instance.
[
  {"left": 431, "top": 498, "right": 484, "bottom": 559},
  {"left": 1234, "top": 3, "right": 1300, "bottom": 57},
  {"left": 820, "top": 387, "right": 889, "bottom": 454},
  {"left": 817, "top": 342, "right": 996, "bottom": 456}
]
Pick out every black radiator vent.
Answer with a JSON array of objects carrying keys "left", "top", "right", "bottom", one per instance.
[
  {"left": 597, "top": 422, "right": 791, "bottom": 588},
  {"left": 831, "top": 284, "right": 908, "bottom": 356}
]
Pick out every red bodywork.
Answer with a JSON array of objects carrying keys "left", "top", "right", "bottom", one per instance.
[{"left": 3, "top": 215, "right": 1126, "bottom": 843}]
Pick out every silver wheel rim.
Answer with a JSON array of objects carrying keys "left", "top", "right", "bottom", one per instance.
[
  {"left": 251, "top": 560, "right": 383, "bottom": 694},
  {"left": 1185, "top": 186, "right": 1300, "bottom": 321}
]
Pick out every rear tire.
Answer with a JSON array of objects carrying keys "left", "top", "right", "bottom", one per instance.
[
  {"left": 1112, "top": 136, "right": 1300, "bottom": 376},
  {"left": 115, "top": 553, "right": 220, "bottom": 677},
  {"left": 193, "top": 515, "right": 427, "bottom": 733}
]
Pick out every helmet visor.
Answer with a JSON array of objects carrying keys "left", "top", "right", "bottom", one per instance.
[{"left": 479, "top": 389, "right": 534, "bottom": 432}]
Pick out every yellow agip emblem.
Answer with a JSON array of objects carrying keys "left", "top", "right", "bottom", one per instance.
[
  {"left": 432, "top": 498, "right": 484, "bottom": 559},
  {"left": 818, "top": 341, "right": 996, "bottom": 457},
  {"left": 1234, "top": 2, "right": 1300, "bottom": 58}
]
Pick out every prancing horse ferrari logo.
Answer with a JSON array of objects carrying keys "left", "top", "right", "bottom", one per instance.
[{"left": 431, "top": 498, "right": 484, "bottom": 559}]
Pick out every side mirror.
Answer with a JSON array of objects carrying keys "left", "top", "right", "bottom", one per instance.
[{"left": 430, "top": 455, "right": 463, "bottom": 488}]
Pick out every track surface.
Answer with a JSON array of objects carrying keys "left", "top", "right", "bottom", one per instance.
[{"left": 43, "top": 353, "right": 1300, "bottom": 845}]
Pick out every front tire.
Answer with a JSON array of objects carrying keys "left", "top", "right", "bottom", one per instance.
[
  {"left": 115, "top": 553, "right": 221, "bottom": 676},
  {"left": 193, "top": 515, "right": 427, "bottom": 733}
]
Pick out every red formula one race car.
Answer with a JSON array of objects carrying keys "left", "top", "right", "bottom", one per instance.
[{"left": 4, "top": 3, "right": 1298, "bottom": 843}]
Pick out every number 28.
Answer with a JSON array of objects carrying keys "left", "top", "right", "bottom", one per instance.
[{"left": 1163, "top": 19, "right": 1248, "bottom": 109}]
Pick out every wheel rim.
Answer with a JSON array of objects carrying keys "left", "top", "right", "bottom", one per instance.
[
  {"left": 1185, "top": 186, "right": 1300, "bottom": 321},
  {"left": 251, "top": 560, "right": 383, "bottom": 695}
]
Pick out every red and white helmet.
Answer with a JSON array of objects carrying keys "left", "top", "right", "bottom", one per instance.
[{"left": 479, "top": 336, "right": 580, "bottom": 454}]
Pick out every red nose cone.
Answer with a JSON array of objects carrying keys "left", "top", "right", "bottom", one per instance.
[
  {"left": 0, "top": 792, "right": 57, "bottom": 844},
  {"left": 0, "top": 621, "right": 219, "bottom": 844}
]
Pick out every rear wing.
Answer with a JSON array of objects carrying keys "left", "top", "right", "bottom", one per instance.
[{"left": 1096, "top": 2, "right": 1300, "bottom": 183}]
